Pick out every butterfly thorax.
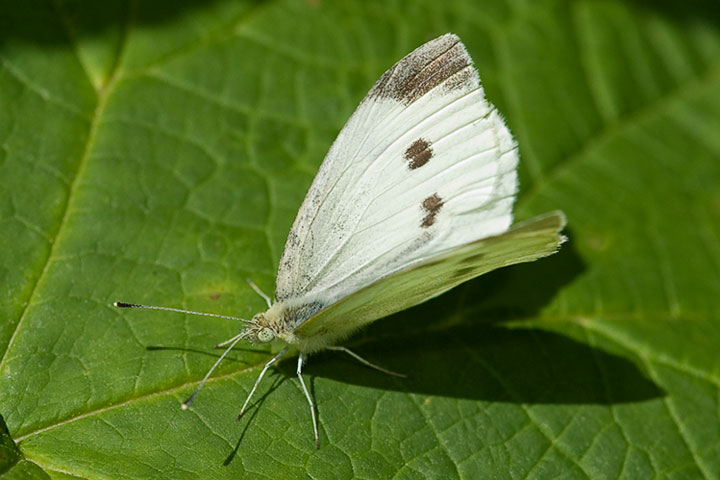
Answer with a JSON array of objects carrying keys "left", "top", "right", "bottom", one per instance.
[{"left": 243, "top": 299, "right": 339, "bottom": 353}]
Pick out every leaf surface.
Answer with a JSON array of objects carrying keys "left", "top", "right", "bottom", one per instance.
[{"left": 1, "top": 0, "right": 719, "bottom": 478}]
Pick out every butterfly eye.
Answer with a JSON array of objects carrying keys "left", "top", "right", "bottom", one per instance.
[{"left": 257, "top": 327, "right": 274, "bottom": 343}]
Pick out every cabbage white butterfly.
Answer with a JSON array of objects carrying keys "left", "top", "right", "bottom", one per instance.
[{"left": 115, "top": 33, "right": 566, "bottom": 448}]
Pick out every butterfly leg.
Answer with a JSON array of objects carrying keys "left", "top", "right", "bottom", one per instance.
[
  {"left": 245, "top": 278, "right": 272, "bottom": 308},
  {"left": 181, "top": 333, "right": 247, "bottom": 409},
  {"left": 327, "top": 346, "right": 407, "bottom": 378},
  {"left": 297, "top": 353, "right": 320, "bottom": 449},
  {"left": 214, "top": 332, "right": 243, "bottom": 349},
  {"left": 238, "top": 346, "right": 289, "bottom": 419}
]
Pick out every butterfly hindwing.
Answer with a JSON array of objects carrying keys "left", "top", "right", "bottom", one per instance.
[
  {"left": 292, "top": 211, "right": 566, "bottom": 345},
  {"left": 276, "top": 34, "right": 519, "bottom": 308}
]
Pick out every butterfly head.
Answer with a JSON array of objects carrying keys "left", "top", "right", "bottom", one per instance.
[
  {"left": 239, "top": 301, "right": 325, "bottom": 349},
  {"left": 241, "top": 317, "right": 275, "bottom": 344},
  {"left": 241, "top": 306, "right": 285, "bottom": 344}
]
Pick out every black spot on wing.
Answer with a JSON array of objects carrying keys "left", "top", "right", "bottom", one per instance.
[
  {"left": 421, "top": 193, "right": 444, "bottom": 228},
  {"left": 367, "top": 34, "right": 477, "bottom": 105},
  {"left": 404, "top": 138, "right": 433, "bottom": 169}
]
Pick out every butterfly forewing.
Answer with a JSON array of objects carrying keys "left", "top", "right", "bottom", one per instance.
[{"left": 276, "top": 34, "right": 519, "bottom": 308}]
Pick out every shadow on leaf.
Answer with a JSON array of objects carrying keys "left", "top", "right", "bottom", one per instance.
[
  {"left": 0, "top": 0, "right": 266, "bottom": 45},
  {"left": 223, "top": 375, "right": 283, "bottom": 466},
  {"left": 299, "top": 324, "right": 662, "bottom": 405},
  {"left": 626, "top": 0, "right": 720, "bottom": 25}
]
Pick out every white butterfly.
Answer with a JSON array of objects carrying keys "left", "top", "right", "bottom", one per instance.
[{"left": 116, "top": 33, "right": 566, "bottom": 448}]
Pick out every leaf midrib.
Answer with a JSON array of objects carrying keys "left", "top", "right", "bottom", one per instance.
[{"left": 13, "top": 307, "right": 719, "bottom": 444}]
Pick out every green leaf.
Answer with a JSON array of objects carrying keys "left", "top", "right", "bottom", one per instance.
[{"left": 1, "top": 0, "right": 719, "bottom": 478}]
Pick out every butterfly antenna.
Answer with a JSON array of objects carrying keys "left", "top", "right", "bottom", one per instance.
[
  {"left": 181, "top": 333, "right": 246, "bottom": 409},
  {"left": 238, "top": 346, "right": 289, "bottom": 419},
  {"left": 113, "top": 302, "right": 253, "bottom": 324}
]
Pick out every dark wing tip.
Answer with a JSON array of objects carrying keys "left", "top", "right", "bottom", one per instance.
[{"left": 367, "top": 33, "right": 478, "bottom": 105}]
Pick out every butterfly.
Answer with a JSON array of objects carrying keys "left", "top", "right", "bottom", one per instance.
[{"left": 115, "top": 33, "right": 566, "bottom": 448}]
